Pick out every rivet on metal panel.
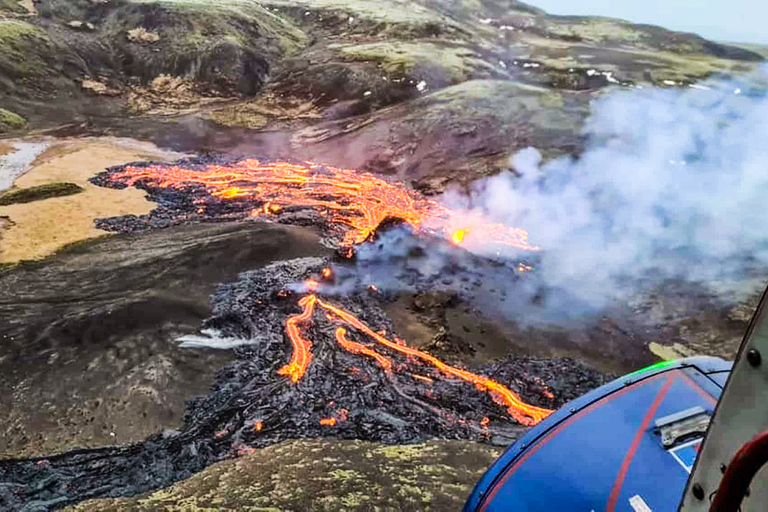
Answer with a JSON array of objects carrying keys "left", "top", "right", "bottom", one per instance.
[
  {"left": 746, "top": 348, "right": 761, "bottom": 367},
  {"left": 720, "top": 463, "right": 727, "bottom": 473}
]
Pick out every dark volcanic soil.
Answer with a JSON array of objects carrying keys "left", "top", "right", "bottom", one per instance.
[{"left": 0, "top": 221, "right": 332, "bottom": 458}]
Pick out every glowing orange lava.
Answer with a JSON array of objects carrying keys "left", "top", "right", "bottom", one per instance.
[
  {"left": 452, "top": 229, "right": 468, "bottom": 245},
  {"left": 411, "top": 374, "right": 434, "bottom": 385},
  {"left": 277, "top": 294, "right": 316, "bottom": 383},
  {"left": 283, "top": 294, "right": 552, "bottom": 426},
  {"left": 254, "top": 421, "right": 263, "bottom": 432},
  {"left": 108, "top": 159, "right": 538, "bottom": 251},
  {"left": 107, "top": 159, "right": 550, "bottom": 425},
  {"left": 335, "top": 327, "right": 392, "bottom": 372}
]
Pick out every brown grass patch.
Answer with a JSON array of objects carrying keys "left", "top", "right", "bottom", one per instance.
[{"left": 0, "top": 138, "right": 185, "bottom": 263}]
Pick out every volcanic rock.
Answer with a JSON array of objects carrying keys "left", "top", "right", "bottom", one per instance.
[{"left": 68, "top": 439, "right": 503, "bottom": 511}]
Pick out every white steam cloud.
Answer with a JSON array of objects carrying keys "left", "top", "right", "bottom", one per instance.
[{"left": 443, "top": 70, "right": 768, "bottom": 315}]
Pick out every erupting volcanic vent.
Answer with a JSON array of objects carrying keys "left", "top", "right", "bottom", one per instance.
[
  {"left": 1, "top": 157, "right": 615, "bottom": 510},
  {"left": 93, "top": 157, "right": 551, "bottom": 426}
]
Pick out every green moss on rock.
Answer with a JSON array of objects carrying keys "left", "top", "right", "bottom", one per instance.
[
  {"left": 0, "top": 20, "right": 51, "bottom": 82},
  {"left": 338, "top": 41, "right": 498, "bottom": 84},
  {"left": 0, "top": 108, "right": 27, "bottom": 132},
  {"left": 0, "top": 0, "right": 26, "bottom": 13},
  {"left": 68, "top": 439, "right": 502, "bottom": 511},
  {"left": 0, "top": 182, "right": 84, "bottom": 205}
]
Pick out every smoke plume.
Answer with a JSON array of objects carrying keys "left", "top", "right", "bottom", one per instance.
[{"left": 442, "top": 69, "right": 768, "bottom": 320}]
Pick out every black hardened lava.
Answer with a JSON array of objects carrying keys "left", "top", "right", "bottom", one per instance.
[
  {"left": 0, "top": 256, "right": 610, "bottom": 510},
  {"left": 89, "top": 156, "right": 334, "bottom": 235}
]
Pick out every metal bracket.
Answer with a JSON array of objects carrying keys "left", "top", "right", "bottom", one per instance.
[{"left": 655, "top": 406, "right": 710, "bottom": 448}]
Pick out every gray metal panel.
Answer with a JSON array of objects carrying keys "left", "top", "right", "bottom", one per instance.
[{"left": 680, "top": 286, "right": 768, "bottom": 511}]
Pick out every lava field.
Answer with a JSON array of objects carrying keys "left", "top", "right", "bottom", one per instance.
[{"left": 0, "top": 157, "right": 612, "bottom": 510}]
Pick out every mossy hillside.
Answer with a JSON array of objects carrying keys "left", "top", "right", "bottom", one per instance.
[
  {"left": 397, "top": 80, "right": 584, "bottom": 177},
  {"left": 285, "top": 79, "right": 586, "bottom": 192},
  {"left": 0, "top": 108, "right": 28, "bottom": 132},
  {"left": 337, "top": 41, "right": 503, "bottom": 85},
  {"left": 126, "top": 0, "right": 308, "bottom": 54},
  {"left": 406, "top": 79, "right": 573, "bottom": 128},
  {"left": 96, "top": 0, "right": 307, "bottom": 95},
  {"left": 69, "top": 439, "right": 502, "bottom": 511},
  {"left": 0, "top": 0, "right": 26, "bottom": 14},
  {"left": 0, "top": 20, "right": 52, "bottom": 89},
  {"left": 519, "top": 32, "right": 759, "bottom": 84},
  {"left": 726, "top": 42, "right": 768, "bottom": 60},
  {"left": 262, "top": 0, "right": 467, "bottom": 39},
  {"left": 32, "top": 0, "right": 307, "bottom": 97}
]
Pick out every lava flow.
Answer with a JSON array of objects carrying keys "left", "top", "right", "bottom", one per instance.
[
  {"left": 283, "top": 288, "right": 552, "bottom": 426},
  {"left": 278, "top": 294, "right": 317, "bottom": 383},
  {"left": 100, "top": 158, "right": 550, "bottom": 425},
  {"left": 104, "top": 159, "right": 538, "bottom": 251}
]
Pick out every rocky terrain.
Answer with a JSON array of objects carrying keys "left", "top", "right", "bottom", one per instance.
[
  {"left": 68, "top": 439, "right": 504, "bottom": 511},
  {"left": 1, "top": 0, "right": 766, "bottom": 510},
  {"left": 1, "top": 0, "right": 764, "bottom": 188}
]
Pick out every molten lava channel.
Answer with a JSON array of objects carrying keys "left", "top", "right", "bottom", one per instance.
[
  {"left": 277, "top": 294, "right": 317, "bottom": 383},
  {"left": 107, "top": 159, "right": 538, "bottom": 251},
  {"left": 283, "top": 293, "right": 552, "bottom": 427}
]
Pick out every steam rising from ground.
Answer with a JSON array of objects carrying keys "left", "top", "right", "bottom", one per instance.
[{"left": 442, "top": 70, "right": 768, "bottom": 319}]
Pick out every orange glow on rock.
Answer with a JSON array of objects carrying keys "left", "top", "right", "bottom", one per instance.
[
  {"left": 335, "top": 327, "right": 392, "bottom": 372},
  {"left": 451, "top": 229, "right": 468, "bottom": 245},
  {"left": 411, "top": 374, "right": 434, "bottom": 385},
  {"left": 254, "top": 421, "right": 263, "bottom": 432},
  {"left": 319, "top": 417, "right": 337, "bottom": 426},
  {"left": 315, "top": 297, "right": 552, "bottom": 426},
  {"left": 236, "top": 445, "right": 258, "bottom": 456}
]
